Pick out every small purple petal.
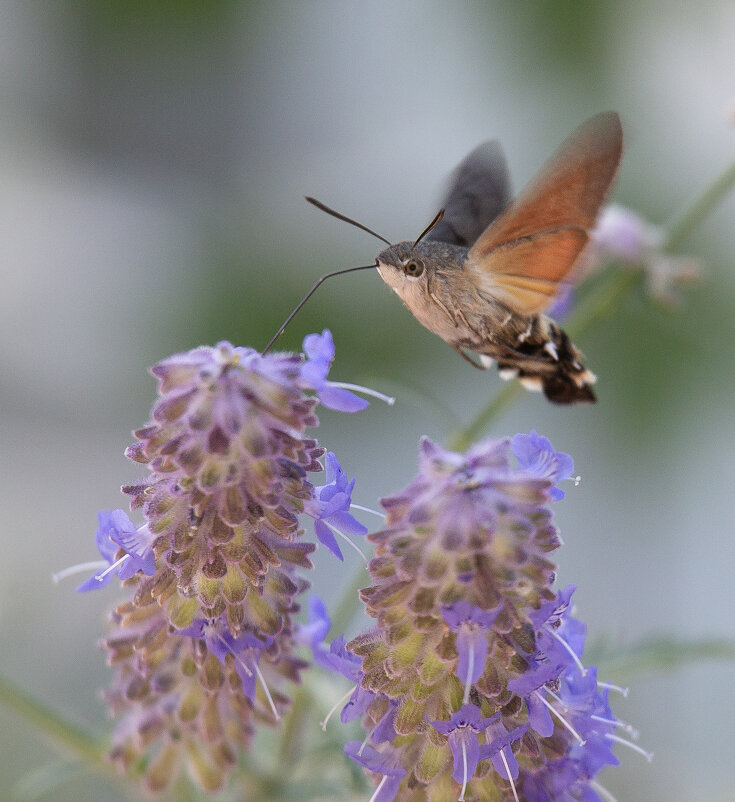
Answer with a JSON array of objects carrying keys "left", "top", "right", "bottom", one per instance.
[
  {"left": 117, "top": 550, "right": 156, "bottom": 580},
  {"left": 456, "top": 629, "right": 489, "bottom": 686},
  {"left": 344, "top": 742, "right": 405, "bottom": 777},
  {"left": 491, "top": 746, "right": 519, "bottom": 781},
  {"left": 321, "top": 634, "right": 362, "bottom": 681},
  {"left": 507, "top": 661, "right": 561, "bottom": 697},
  {"left": 297, "top": 596, "right": 331, "bottom": 648},
  {"left": 299, "top": 358, "right": 329, "bottom": 388},
  {"left": 373, "top": 701, "right": 399, "bottom": 744},
  {"left": 315, "top": 519, "right": 344, "bottom": 561},
  {"left": 329, "top": 509, "right": 368, "bottom": 537},
  {"left": 318, "top": 384, "right": 370, "bottom": 413},
  {"left": 511, "top": 430, "right": 574, "bottom": 500},
  {"left": 446, "top": 730, "right": 472, "bottom": 783},
  {"left": 340, "top": 684, "right": 375, "bottom": 722},
  {"left": 302, "top": 329, "right": 335, "bottom": 366},
  {"left": 75, "top": 571, "right": 115, "bottom": 593},
  {"left": 526, "top": 691, "right": 555, "bottom": 737}
]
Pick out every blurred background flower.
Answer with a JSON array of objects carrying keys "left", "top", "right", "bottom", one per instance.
[{"left": 1, "top": 2, "right": 734, "bottom": 800}]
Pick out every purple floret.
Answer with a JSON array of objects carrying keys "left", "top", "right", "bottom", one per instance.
[
  {"left": 307, "top": 452, "right": 367, "bottom": 560},
  {"left": 300, "top": 330, "right": 369, "bottom": 412},
  {"left": 76, "top": 509, "right": 155, "bottom": 592},
  {"left": 430, "top": 703, "right": 500, "bottom": 784},
  {"left": 512, "top": 430, "right": 574, "bottom": 500},
  {"left": 441, "top": 601, "right": 500, "bottom": 688},
  {"left": 344, "top": 742, "right": 406, "bottom": 802}
]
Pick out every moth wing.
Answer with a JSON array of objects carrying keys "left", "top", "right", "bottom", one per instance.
[
  {"left": 466, "top": 111, "right": 622, "bottom": 315},
  {"left": 474, "top": 229, "right": 588, "bottom": 314},
  {"left": 427, "top": 140, "right": 511, "bottom": 247}
]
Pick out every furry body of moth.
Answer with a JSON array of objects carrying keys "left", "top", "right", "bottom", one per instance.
[{"left": 377, "top": 239, "right": 595, "bottom": 403}]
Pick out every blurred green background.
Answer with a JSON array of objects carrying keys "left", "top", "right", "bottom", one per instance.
[{"left": 1, "top": 2, "right": 734, "bottom": 800}]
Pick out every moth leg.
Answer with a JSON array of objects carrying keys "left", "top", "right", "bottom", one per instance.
[{"left": 453, "top": 345, "right": 488, "bottom": 370}]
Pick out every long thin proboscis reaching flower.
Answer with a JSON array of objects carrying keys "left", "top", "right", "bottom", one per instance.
[
  {"left": 263, "top": 195, "right": 396, "bottom": 354},
  {"left": 262, "top": 263, "right": 378, "bottom": 355}
]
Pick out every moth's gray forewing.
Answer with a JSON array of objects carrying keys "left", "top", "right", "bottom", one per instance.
[{"left": 427, "top": 141, "right": 512, "bottom": 248}]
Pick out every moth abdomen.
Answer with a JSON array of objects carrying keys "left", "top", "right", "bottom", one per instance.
[{"left": 493, "top": 323, "right": 596, "bottom": 405}]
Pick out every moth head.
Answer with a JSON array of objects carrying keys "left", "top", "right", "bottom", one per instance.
[{"left": 376, "top": 241, "right": 431, "bottom": 295}]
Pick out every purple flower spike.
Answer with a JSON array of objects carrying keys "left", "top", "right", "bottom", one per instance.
[
  {"left": 84, "top": 337, "right": 335, "bottom": 792},
  {"left": 300, "top": 330, "right": 370, "bottom": 412},
  {"left": 342, "top": 435, "right": 640, "bottom": 799},
  {"left": 76, "top": 510, "right": 155, "bottom": 592},
  {"left": 307, "top": 452, "right": 368, "bottom": 560},
  {"left": 512, "top": 430, "right": 574, "bottom": 500},
  {"left": 430, "top": 704, "right": 499, "bottom": 785}
]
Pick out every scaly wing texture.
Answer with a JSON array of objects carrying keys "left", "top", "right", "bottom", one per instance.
[{"left": 467, "top": 111, "right": 622, "bottom": 315}]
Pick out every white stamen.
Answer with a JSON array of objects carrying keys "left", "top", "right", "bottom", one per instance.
[
  {"left": 369, "top": 776, "right": 389, "bottom": 802},
  {"left": 590, "top": 780, "right": 619, "bottom": 802},
  {"left": 605, "top": 732, "right": 653, "bottom": 762},
  {"left": 598, "top": 681, "right": 629, "bottom": 697},
  {"left": 94, "top": 553, "right": 130, "bottom": 582},
  {"left": 325, "top": 521, "right": 368, "bottom": 563},
  {"left": 591, "top": 714, "right": 639, "bottom": 738},
  {"left": 573, "top": 474, "right": 581, "bottom": 486},
  {"left": 329, "top": 381, "right": 396, "bottom": 406},
  {"left": 359, "top": 723, "right": 378, "bottom": 756},
  {"left": 51, "top": 560, "right": 108, "bottom": 583},
  {"left": 463, "top": 641, "right": 475, "bottom": 705},
  {"left": 215, "top": 632, "right": 253, "bottom": 677},
  {"left": 321, "top": 684, "right": 356, "bottom": 731},
  {"left": 534, "top": 690, "right": 586, "bottom": 746},
  {"left": 253, "top": 660, "right": 280, "bottom": 721},
  {"left": 458, "top": 740, "right": 469, "bottom": 801},
  {"left": 548, "top": 627, "right": 586, "bottom": 675},
  {"left": 499, "top": 748, "right": 520, "bottom": 802},
  {"left": 350, "top": 503, "right": 385, "bottom": 519}
]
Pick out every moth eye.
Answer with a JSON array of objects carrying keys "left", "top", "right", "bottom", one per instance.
[{"left": 404, "top": 260, "right": 424, "bottom": 277}]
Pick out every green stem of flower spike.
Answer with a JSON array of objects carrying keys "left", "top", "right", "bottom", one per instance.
[
  {"left": 450, "top": 156, "right": 735, "bottom": 451},
  {"left": 0, "top": 671, "right": 104, "bottom": 765}
]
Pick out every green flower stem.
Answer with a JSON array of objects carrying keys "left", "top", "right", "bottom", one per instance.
[
  {"left": 590, "top": 635, "right": 735, "bottom": 684},
  {"left": 278, "top": 685, "right": 312, "bottom": 764},
  {"left": 450, "top": 156, "right": 735, "bottom": 450},
  {"left": 0, "top": 671, "right": 103, "bottom": 765},
  {"left": 664, "top": 157, "right": 735, "bottom": 250}
]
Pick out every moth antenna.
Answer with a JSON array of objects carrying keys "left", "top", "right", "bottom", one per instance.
[
  {"left": 412, "top": 207, "right": 445, "bottom": 250},
  {"left": 305, "top": 196, "right": 392, "bottom": 246},
  {"left": 262, "top": 264, "right": 378, "bottom": 355}
]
